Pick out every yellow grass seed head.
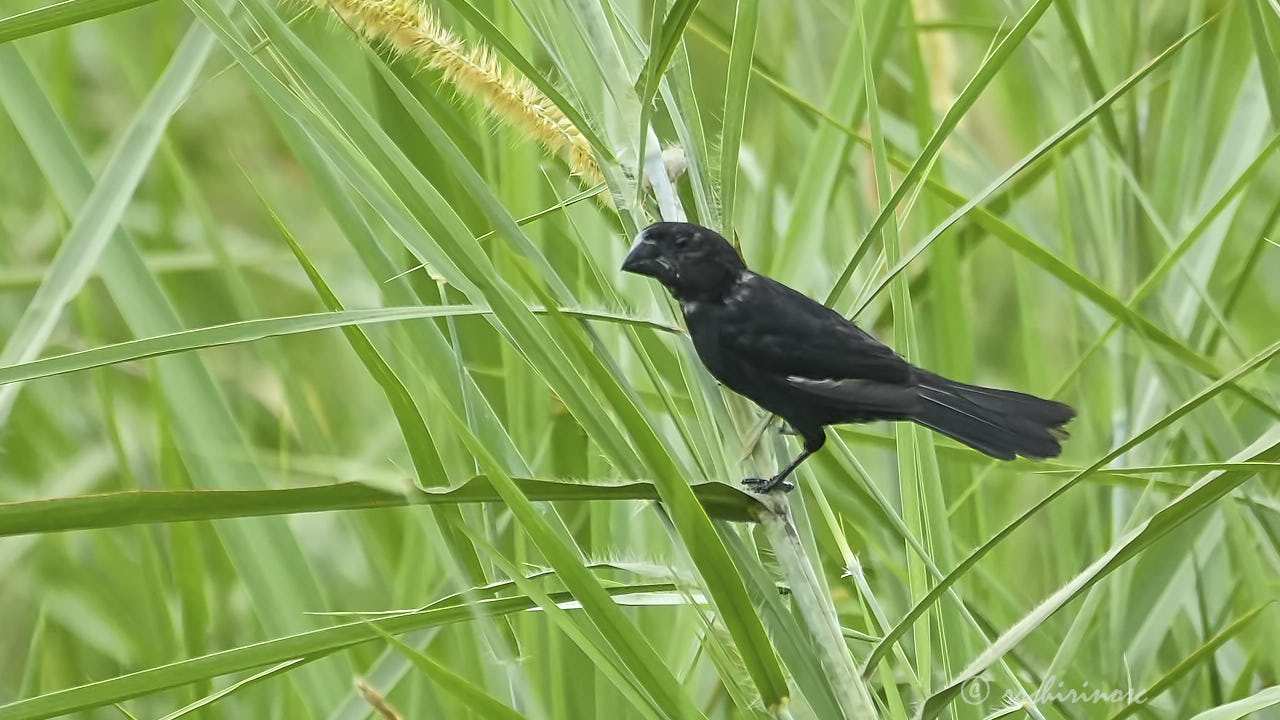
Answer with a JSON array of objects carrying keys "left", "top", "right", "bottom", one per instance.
[{"left": 310, "top": 0, "right": 602, "bottom": 182}]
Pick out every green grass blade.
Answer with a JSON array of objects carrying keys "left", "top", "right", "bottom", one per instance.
[
  {"left": 0, "top": 584, "right": 676, "bottom": 720},
  {"left": 857, "top": 0, "right": 941, "bottom": 702},
  {"left": 635, "top": 0, "right": 701, "bottom": 201},
  {"left": 824, "top": 0, "right": 1056, "bottom": 306},
  {"left": 917, "top": 429, "right": 1280, "bottom": 719},
  {"left": 462, "top": 530, "right": 668, "bottom": 720},
  {"left": 914, "top": 167, "right": 1277, "bottom": 412},
  {"left": 716, "top": 0, "right": 757, "bottom": 235},
  {"left": 254, "top": 180, "right": 449, "bottom": 487},
  {"left": 768, "top": 0, "right": 897, "bottom": 280},
  {"left": 1244, "top": 0, "right": 1280, "bottom": 126},
  {"left": 0, "top": 306, "right": 676, "bottom": 386},
  {"left": 362, "top": 622, "right": 528, "bottom": 720},
  {"left": 158, "top": 658, "right": 315, "bottom": 720},
  {"left": 866, "top": 337, "right": 1280, "bottom": 676},
  {"left": 1187, "top": 685, "right": 1280, "bottom": 720},
  {"left": 0, "top": 22, "right": 217, "bottom": 422},
  {"left": 422, "top": 386, "right": 708, "bottom": 719},
  {"left": 0, "top": 0, "right": 159, "bottom": 44},
  {"left": 1107, "top": 601, "right": 1275, "bottom": 720},
  {"left": 0, "top": 479, "right": 765, "bottom": 538},
  {"left": 850, "top": 14, "right": 1217, "bottom": 313},
  {"left": 1052, "top": 0, "right": 1125, "bottom": 151},
  {"left": 0, "top": 36, "right": 354, "bottom": 709},
  {"left": 636, "top": 0, "right": 700, "bottom": 105}
]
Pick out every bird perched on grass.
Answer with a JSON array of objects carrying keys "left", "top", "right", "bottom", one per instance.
[{"left": 622, "top": 221, "right": 1074, "bottom": 493}]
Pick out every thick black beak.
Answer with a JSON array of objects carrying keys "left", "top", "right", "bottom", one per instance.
[{"left": 621, "top": 232, "right": 663, "bottom": 277}]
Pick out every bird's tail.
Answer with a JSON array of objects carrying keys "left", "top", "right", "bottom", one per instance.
[{"left": 910, "top": 372, "right": 1074, "bottom": 460}]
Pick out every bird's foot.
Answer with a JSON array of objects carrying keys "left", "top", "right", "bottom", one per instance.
[
  {"left": 742, "top": 476, "right": 795, "bottom": 494},
  {"left": 778, "top": 423, "right": 800, "bottom": 436}
]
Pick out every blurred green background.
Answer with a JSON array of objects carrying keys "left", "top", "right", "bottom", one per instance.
[{"left": 1, "top": 0, "right": 1279, "bottom": 718}]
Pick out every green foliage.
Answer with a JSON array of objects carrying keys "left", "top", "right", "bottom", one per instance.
[{"left": 1, "top": 0, "right": 1279, "bottom": 719}]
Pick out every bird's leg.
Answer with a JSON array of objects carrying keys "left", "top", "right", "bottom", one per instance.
[
  {"left": 777, "top": 422, "right": 800, "bottom": 436},
  {"left": 742, "top": 447, "right": 815, "bottom": 494}
]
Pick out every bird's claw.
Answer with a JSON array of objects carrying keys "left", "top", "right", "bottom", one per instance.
[{"left": 741, "top": 477, "right": 795, "bottom": 494}]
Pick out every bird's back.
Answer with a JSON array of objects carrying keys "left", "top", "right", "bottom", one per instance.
[{"left": 680, "top": 272, "right": 913, "bottom": 431}]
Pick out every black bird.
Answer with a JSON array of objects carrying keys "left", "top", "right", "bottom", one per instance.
[{"left": 622, "top": 221, "right": 1074, "bottom": 493}]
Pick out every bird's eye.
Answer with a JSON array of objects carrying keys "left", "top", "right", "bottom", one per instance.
[{"left": 674, "top": 236, "right": 688, "bottom": 248}]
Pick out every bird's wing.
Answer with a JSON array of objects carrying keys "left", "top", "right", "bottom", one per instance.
[{"left": 720, "top": 275, "right": 911, "bottom": 384}]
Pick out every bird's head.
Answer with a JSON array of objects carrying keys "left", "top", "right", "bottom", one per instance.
[{"left": 621, "top": 222, "right": 746, "bottom": 300}]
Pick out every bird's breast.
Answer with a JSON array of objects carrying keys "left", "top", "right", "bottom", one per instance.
[{"left": 685, "top": 316, "right": 731, "bottom": 379}]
